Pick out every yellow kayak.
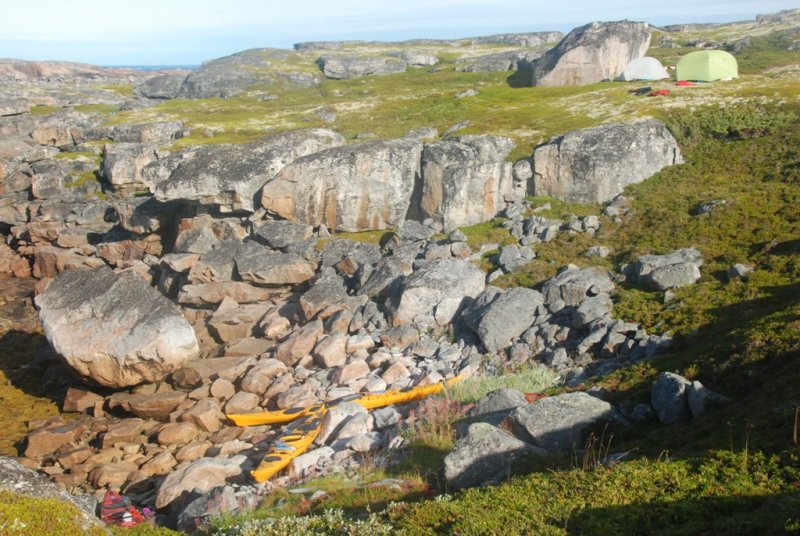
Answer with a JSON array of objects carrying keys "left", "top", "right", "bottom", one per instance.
[
  {"left": 251, "top": 412, "right": 323, "bottom": 483},
  {"left": 228, "top": 403, "right": 325, "bottom": 427},
  {"left": 228, "top": 374, "right": 463, "bottom": 427},
  {"left": 353, "top": 374, "right": 463, "bottom": 410}
]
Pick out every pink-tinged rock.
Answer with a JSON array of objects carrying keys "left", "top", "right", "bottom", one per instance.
[
  {"left": 346, "top": 334, "right": 375, "bottom": 354},
  {"left": 86, "top": 448, "right": 124, "bottom": 466},
  {"left": 218, "top": 440, "right": 251, "bottom": 457},
  {"left": 25, "top": 419, "right": 86, "bottom": 458},
  {"left": 181, "top": 399, "right": 225, "bottom": 432},
  {"left": 224, "top": 392, "right": 261, "bottom": 414},
  {"left": 155, "top": 456, "right": 246, "bottom": 509},
  {"left": 224, "top": 338, "right": 273, "bottom": 358},
  {"left": 175, "top": 440, "right": 211, "bottom": 463},
  {"left": 139, "top": 451, "right": 177, "bottom": 477},
  {"left": 108, "top": 391, "right": 188, "bottom": 419},
  {"left": 275, "top": 320, "right": 323, "bottom": 367},
  {"left": 36, "top": 267, "right": 199, "bottom": 388},
  {"left": 287, "top": 446, "right": 335, "bottom": 478},
  {"left": 102, "top": 418, "right": 145, "bottom": 448},
  {"left": 89, "top": 461, "right": 138, "bottom": 488},
  {"left": 381, "top": 362, "right": 411, "bottom": 383},
  {"left": 157, "top": 422, "right": 199, "bottom": 446},
  {"left": 32, "top": 246, "right": 88, "bottom": 279},
  {"left": 161, "top": 253, "right": 200, "bottom": 273},
  {"left": 336, "top": 359, "right": 370, "bottom": 384},
  {"left": 275, "top": 385, "right": 318, "bottom": 410},
  {"left": 313, "top": 333, "right": 348, "bottom": 368},
  {"left": 62, "top": 387, "right": 103, "bottom": 413},
  {"left": 178, "top": 282, "right": 278, "bottom": 307},
  {"left": 208, "top": 299, "right": 271, "bottom": 343},
  {"left": 172, "top": 356, "right": 253, "bottom": 389},
  {"left": 240, "top": 359, "right": 288, "bottom": 394},
  {"left": 265, "top": 374, "right": 295, "bottom": 399},
  {"left": 56, "top": 446, "right": 93, "bottom": 469},
  {"left": 210, "top": 378, "right": 236, "bottom": 401},
  {"left": 317, "top": 402, "right": 368, "bottom": 445}
]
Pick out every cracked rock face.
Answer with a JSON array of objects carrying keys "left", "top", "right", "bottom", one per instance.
[
  {"left": 36, "top": 267, "right": 199, "bottom": 388},
  {"left": 526, "top": 21, "right": 651, "bottom": 87},
  {"left": 533, "top": 119, "right": 683, "bottom": 204}
]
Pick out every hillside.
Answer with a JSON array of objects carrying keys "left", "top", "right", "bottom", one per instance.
[{"left": 0, "top": 8, "right": 799, "bottom": 535}]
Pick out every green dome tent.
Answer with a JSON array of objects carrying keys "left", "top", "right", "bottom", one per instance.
[{"left": 676, "top": 50, "right": 738, "bottom": 82}]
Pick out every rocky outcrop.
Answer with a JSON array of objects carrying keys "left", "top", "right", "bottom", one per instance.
[
  {"left": 147, "top": 128, "right": 345, "bottom": 212},
  {"left": 317, "top": 55, "right": 407, "bottom": 79},
  {"left": 102, "top": 142, "right": 163, "bottom": 193},
  {"left": 532, "top": 120, "right": 683, "bottom": 204},
  {"left": 177, "top": 49, "right": 320, "bottom": 99},
  {"left": 388, "top": 258, "right": 485, "bottom": 326},
  {"left": 455, "top": 50, "right": 544, "bottom": 72},
  {"left": 469, "top": 31, "right": 564, "bottom": 47},
  {"left": 525, "top": 21, "right": 651, "bottom": 86},
  {"left": 418, "top": 135, "right": 515, "bottom": 230},
  {"left": 262, "top": 139, "right": 423, "bottom": 232},
  {"left": 134, "top": 74, "right": 188, "bottom": 99},
  {"left": 36, "top": 267, "right": 199, "bottom": 388}
]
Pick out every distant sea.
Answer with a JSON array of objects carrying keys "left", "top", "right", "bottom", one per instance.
[{"left": 104, "top": 65, "right": 199, "bottom": 71}]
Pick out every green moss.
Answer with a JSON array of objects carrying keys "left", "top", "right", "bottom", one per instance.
[
  {"left": 65, "top": 170, "right": 100, "bottom": 189},
  {"left": 74, "top": 103, "right": 120, "bottom": 114},
  {"left": 0, "top": 491, "right": 108, "bottom": 536},
  {"left": 28, "top": 105, "right": 60, "bottom": 116},
  {"left": 389, "top": 451, "right": 800, "bottom": 535}
]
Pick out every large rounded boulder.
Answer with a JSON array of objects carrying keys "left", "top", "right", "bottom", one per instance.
[{"left": 36, "top": 267, "right": 199, "bottom": 388}]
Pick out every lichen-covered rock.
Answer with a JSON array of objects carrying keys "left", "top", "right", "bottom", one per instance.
[
  {"left": 444, "top": 423, "right": 544, "bottom": 489},
  {"left": 533, "top": 120, "right": 682, "bottom": 204},
  {"left": 464, "top": 287, "right": 544, "bottom": 354},
  {"left": 134, "top": 73, "right": 188, "bottom": 99},
  {"left": 177, "top": 48, "right": 320, "bottom": 99},
  {"left": 417, "top": 135, "right": 515, "bottom": 231},
  {"left": 651, "top": 372, "right": 692, "bottom": 424},
  {"left": 36, "top": 267, "right": 199, "bottom": 388},
  {"left": 147, "top": 128, "right": 345, "bottom": 212},
  {"left": 630, "top": 248, "right": 703, "bottom": 290},
  {"left": 526, "top": 21, "right": 651, "bottom": 86},
  {"left": 262, "top": 139, "right": 423, "bottom": 232},
  {"left": 508, "top": 392, "right": 615, "bottom": 453}
]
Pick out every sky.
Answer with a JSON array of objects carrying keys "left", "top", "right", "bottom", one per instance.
[{"left": 0, "top": 0, "right": 798, "bottom": 66}]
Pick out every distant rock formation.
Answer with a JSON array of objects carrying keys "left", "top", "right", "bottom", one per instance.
[
  {"left": 524, "top": 21, "right": 651, "bottom": 86},
  {"left": 317, "top": 55, "right": 408, "bottom": 79}
]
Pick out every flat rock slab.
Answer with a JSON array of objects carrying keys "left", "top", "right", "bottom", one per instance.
[
  {"left": 36, "top": 267, "right": 199, "bottom": 388},
  {"left": 508, "top": 392, "right": 614, "bottom": 453},
  {"left": 444, "top": 422, "right": 545, "bottom": 489}
]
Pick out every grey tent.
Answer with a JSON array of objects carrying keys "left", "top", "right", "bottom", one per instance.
[{"left": 619, "top": 57, "right": 670, "bottom": 81}]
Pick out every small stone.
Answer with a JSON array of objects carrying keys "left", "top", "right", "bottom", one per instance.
[
  {"left": 210, "top": 378, "right": 236, "bottom": 401},
  {"left": 337, "top": 359, "right": 370, "bottom": 383},
  {"left": 158, "top": 422, "right": 199, "bottom": 446},
  {"left": 224, "top": 392, "right": 261, "bottom": 414}
]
